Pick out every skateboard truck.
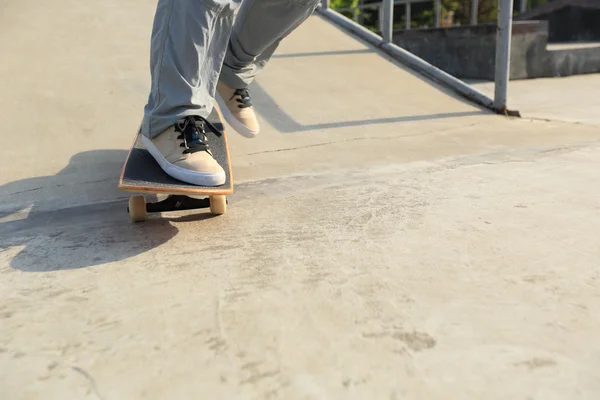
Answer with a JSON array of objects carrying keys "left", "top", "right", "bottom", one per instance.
[
  {"left": 127, "top": 194, "right": 228, "bottom": 222},
  {"left": 146, "top": 195, "right": 210, "bottom": 212}
]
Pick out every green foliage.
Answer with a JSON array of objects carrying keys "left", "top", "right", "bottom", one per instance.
[
  {"left": 331, "top": 0, "right": 551, "bottom": 31},
  {"left": 331, "top": 0, "right": 361, "bottom": 20},
  {"left": 330, "top": 0, "right": 357, "bottom": 8},
  {"left": 450, "top": 0, "right": 498, "bottom": 25}
]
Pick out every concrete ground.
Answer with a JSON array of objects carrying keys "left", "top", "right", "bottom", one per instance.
[
  {"left": 469, "top": 73, "right": 600, "bottom": 125},
  {"left": 2, "top": 1, "right": 600, "bottom": 399}
]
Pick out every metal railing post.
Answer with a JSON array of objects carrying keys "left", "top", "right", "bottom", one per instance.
[
  {"left": 435, "top": 0, "right": 441, "bottom": 27},
  {"left": 320, "top": 0, "right": 330, "bottom": 9},
  {"left": 520, "top": 0, "right": 527, "bottom": 13},
  {"left": 471, "top": 0, "right": 479, "bottom": 25},
  {"left": 406, "top": 2, "right": 411, "bottom": 30},
  {"left": 382, "top": 0, "right": 394, "bottom": 42},
  {"left": 494, "top": 0, "right": 514, "bottom": 112},
  {"left": 359, "top": 0, "right": 365, "bottom": 24}
]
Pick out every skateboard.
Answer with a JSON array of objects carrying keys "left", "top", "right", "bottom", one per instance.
[{"left": 118, "top": 108, "right": 233, "bottom": 222}]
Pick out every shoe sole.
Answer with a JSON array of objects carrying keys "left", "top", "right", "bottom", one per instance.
[
  {"left": 215, "top": 92, "right": 259, "bottom": 138},
  {"left": 142, "top": 135, "right": 226, "bottom": 186}
]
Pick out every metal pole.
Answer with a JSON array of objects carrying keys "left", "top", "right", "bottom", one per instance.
[
  {"left": 359, "top": 0, "right": 365, "bottom": 25},
  {"left": 320, "top": 0, "right": 330, "bottom": 9},
  {"left": 382, "top": 0, "right": 394, "bottom": 42},
  {"left": 379, "top": 6, "right": 384, "bottom": 36},
  {"left": 435, "top": 0, "right": 441, "bottom": 27},
  {"left": 471, "top": 0, "right": 479, "bottom": 25},
  {"left": 520, "top": 0, "right": 527, "bottom": 13},
  {"left": 406, "top": 2, "right": 411, "bottom": 29},
  {"left": 494, "top": 0, "right": 514, "bottom": 112}
]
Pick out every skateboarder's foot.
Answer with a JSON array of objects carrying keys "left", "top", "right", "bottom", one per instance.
[
  {"left": 216, "top": 82, "right": 259, "bottom": 138},
  {"left": 142, "top": 116, "right": 226, "bottom": 186}
]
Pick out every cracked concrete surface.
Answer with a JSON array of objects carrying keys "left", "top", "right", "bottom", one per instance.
[{"left": 2, "top": 1, "right": 600, "bottom": 399}]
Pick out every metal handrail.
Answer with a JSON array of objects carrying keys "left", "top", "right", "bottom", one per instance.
[{"left": 319, "top": 0, "right": 521, "bottom": 113}]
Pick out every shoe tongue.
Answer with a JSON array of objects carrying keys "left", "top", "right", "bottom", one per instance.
[
  {"left": 235, "top": 88, "right": 249, "bottom": 97},
  {"left": 236, "top": 92, "right": 251, "bottom": 106},
  {"left": 178, "top": 116, "right": 198, "bottom": 131},
  {"left": 176, "top": 118, "right": 190, "bottom": 130}
]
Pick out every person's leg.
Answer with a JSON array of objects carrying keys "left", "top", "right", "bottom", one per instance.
[
  {"left": 216, "top": 0, "right": 320, "bottom": 137},
  {"left": 140, "top": 0, "right": 239, "bottom": 186},
  {"left": 142, "top": 0, "right": 239, "bottom": 137}
]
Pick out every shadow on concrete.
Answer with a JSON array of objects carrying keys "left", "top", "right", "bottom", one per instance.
[
  {"left": 0, "top": 150, "right": 182, "bottom": 272},
  {"left": 251, "top": 81, "right": 487, "bottom": 133},
  {"left": 271, "top": 49, "right": 373, "bottom": 58}
]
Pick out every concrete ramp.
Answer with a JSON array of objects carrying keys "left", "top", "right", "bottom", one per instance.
[
  {"left": 2, "top": 1, "right": 600, "bottom": 399},
  {"left": 0, "top": 1, "right": 495, "bottom": 214}
]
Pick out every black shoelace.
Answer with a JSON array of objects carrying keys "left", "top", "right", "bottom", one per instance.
[
  {"left": 233, "top": 88, "right": 252, "bottom": 109},
  {"left": 175, "top": 116, "right": 222, "bottom": 155}
]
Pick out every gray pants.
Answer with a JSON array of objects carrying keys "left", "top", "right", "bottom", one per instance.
[{"left": 142, "top": 0, "right": 319, "bottom": 138}]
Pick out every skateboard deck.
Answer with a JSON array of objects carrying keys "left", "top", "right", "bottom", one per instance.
[{"left": 118, "top": 108, "right": 233, "bottom": 221}]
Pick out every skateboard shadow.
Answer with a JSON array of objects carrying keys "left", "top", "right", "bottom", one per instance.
[{"left": 0, "top": 150, "right": 179, "bottom": 272}]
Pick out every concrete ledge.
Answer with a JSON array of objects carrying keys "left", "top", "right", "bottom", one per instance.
[
  {"left": 392, "top": 20, "right": 600, "bottom": 80},
  {"left": 549, "top": 45, "right": 600, "bottom": 77},
  {"left": 393, "top": 21, "right": 550, "bottom": 80}
]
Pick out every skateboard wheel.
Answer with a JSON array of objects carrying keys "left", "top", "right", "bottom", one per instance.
[
  {"left": 128, "top": 195, "right": 147, "bottom": 222},
  {"left": 209, "top": 195, "right": 226, "bottom": 215}
]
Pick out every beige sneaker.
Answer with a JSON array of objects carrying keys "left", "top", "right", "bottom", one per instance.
[
  {"left": 216, "top": 81, "right": 259, "bottom": 138},
  {"left": 142, "top": 116, "right": 226, "bottom": 186}
]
